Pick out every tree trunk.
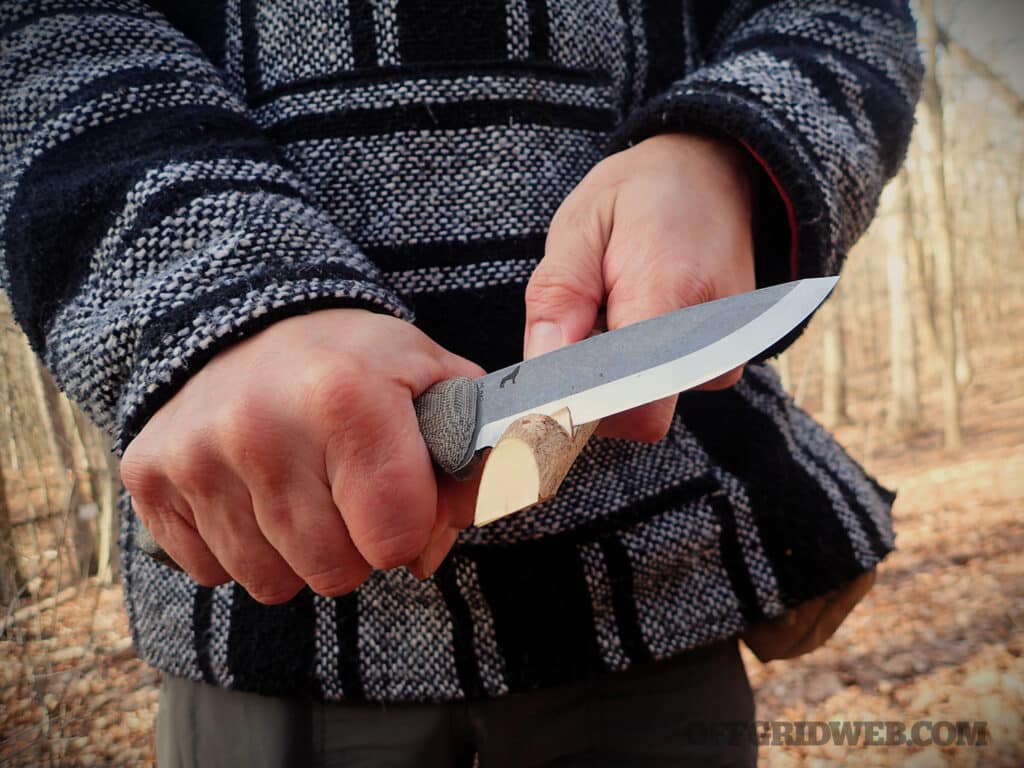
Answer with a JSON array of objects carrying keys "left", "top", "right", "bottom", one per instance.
[
  {"left": 917, "top": 0, "right": 963, "bottom": 450},
  {"left": 936, "top": 23, "right": 1024, "bottom": 118},
  {"left": 64, "top": 402, "right": 120, "bottom": 582},
  {"left": 820, "top": 286, "right": 849, "bottom": 428},
  {"left": 954, "top": 306, "right": 972, "bottom": 390},
  {"left": 881, "top": 176, "right": 922, "bottom": 433},
  {"left": 0, "top": 317, "right": 26, "bottom": 608},
  {"left": 1016, "top": 156, "right": 1024, "bottom": 252},
  {"left": 29, "top": 361, "right": 96, "bottom": 578},
  {"left": 903, "top": 164, "right": 941, "bottom": 365},
  {"left": 0, "top": 443, "right": 25, "bottom": 607}
]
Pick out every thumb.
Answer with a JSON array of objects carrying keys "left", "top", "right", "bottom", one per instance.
[{"left": 523, "top": 196, "right": 611, "bottom": 359}]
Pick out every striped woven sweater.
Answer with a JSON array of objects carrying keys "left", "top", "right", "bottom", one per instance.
[{"left": 1, "top": 1, "right": 921, "bottom": 702}]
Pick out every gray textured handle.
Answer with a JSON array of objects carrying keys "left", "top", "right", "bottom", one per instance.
[
  {"left": 138, "top": 376, "right": 480, "bottom": 570},
  {"left": 412, "top": 376, "right": 480, "bottom": 477}
]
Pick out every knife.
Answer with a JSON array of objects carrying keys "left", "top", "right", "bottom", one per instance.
[
  {"left": 136, "top": 276, "right": 836, "bottom": 566},
  {"left": 414, "top": 276, "right": 837, "bottom": 476}
]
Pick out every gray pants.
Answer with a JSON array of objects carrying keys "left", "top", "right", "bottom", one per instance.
[{"left": 157, "top": 639, "right": 756, "bottom": 767}]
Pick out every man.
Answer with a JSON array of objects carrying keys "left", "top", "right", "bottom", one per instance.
[{"left": 0, "top": 1, "right": 921, "bottom": 765}]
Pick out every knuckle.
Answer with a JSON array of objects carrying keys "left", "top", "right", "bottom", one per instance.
[
  {"left": 325, "top": 403, "right": 404, "bottom": 484},
  {"left": 525, "top": 261, "right": 594, "bottom": 314},
  {"left": 119, "top": 453, "right": 162, "bottom": 501},
  {"left": 248, "top": 461, "right": 291, "bottom": 500},
  {"left": 214, "top": 405, "right": 293, "bottom": 482},
  {"left": 301, "top": 358, "right": 367, "bottom": 425},
  {"left": 670, "top": 268, "right": 717, "bottom": 309},
  {"left": 563, "top": 162, "right": 612, "bottom": 206},
  {"left": 550, "top": 182, "right": 611, "bottom": 242},
  {"left": 215, "top": 389, "right": 271, "bottom": 442},
  {"left": 222, "top": 438, "right": 289, "bottom": 495},
  {"left": 251, "top": 499, "right": 299, "bottom": 544},
  {"left": 679, "top": 279, "right": 716, "bottom": 310},
  {"left": 164, "top": 440, "right": 220, "bottom": 500}
]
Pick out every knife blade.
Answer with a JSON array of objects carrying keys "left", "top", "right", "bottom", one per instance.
[{"left": 414, "top": 276, "right": 838, "bottom": 475}]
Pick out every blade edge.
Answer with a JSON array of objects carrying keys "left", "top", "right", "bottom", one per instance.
[{"left": 474, "top": 277, "right": 835, "bottom": 448}]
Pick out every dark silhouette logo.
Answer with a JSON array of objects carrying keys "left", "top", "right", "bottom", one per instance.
[{"left": 499, "top": 366, "right": 520, "bottom": 389}]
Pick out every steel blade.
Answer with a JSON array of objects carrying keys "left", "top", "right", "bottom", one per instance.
[{"left": 472, "top": 276, "right": 837, "bottom": 449}]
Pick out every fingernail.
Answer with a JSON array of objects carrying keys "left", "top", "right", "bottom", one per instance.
[{"left": 525, "top": 321, "right": 564, "bottom": 359}]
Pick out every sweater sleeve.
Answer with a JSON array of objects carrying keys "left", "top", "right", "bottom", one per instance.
[
  {"left": 611, "top": 0, "right": 924, "bottom": 290},
  {"left": 0, "top": 0, "right": 412, "bottom": 453}
]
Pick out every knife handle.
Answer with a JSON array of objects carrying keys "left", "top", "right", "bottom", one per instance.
[
  {"left": 411, "top": 376, "right": 480, "bottom": 477},
  {"left": 135, "top": 376, "right": 481, "bottom": 570}
]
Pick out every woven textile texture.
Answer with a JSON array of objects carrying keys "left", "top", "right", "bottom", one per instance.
[{"left": 0, "top": 0, "right": 921, "bottom": 701}]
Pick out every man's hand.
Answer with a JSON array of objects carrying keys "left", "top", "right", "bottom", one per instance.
[
  {"left": 524, "top": 133, "right": 755, "bottom": 441},
  {"left": 120, "top": 309, "right": 484, "bottom": 603}
]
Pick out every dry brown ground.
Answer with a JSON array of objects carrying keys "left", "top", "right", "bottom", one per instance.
[
  {"left": 2, "top": 342, "right": 1021, "bottom": 767},
  {"left": 744, "top": 326, "right": 1024, "bottom": 767}
]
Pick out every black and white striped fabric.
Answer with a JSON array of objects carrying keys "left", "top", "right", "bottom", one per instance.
[{"left": 1, "top": 1, "right": 921, "bottom": 701}]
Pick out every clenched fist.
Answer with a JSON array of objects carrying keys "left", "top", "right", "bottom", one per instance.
[
  {"left": 120, "top": 309, "right": 484, "bottom": 603},
  {"left": 524, "top": 132, "right": 756, "bottom": 441}
]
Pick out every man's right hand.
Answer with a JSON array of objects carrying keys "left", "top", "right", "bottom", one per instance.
[{"left": 120, "top": 309, "right": 485, "bottom": 604}]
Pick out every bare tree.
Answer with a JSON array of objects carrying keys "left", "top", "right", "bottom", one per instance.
[
  {"left": 937, "top": 24, "right": 1024, "bottom": 119},
  {"left": 69, "top": 408, "right": 119, "bottom": 583},
  {"left": 903, "top": 162, "right": 942, "bottom": 365},
  {"left": 1016, "top": 155, "right": 1024, "bottom": 249},
  {"left": 28, "top": 362, "right": 96, "bottom": 579},
  {"left": 937, "top": 20, "right": 1019, "bottom": 321},
  {"left": 917, "top": 0, "right": 963, "bottom": 450},
  {"left": 881, "top": 174, "right": 922, "bottom": 433},
  {"left": 820, "top": 285, "right": 850, "bottom": 428},
  {"left": 0, "top": 442, "right": 25, "bottom": 607}
]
